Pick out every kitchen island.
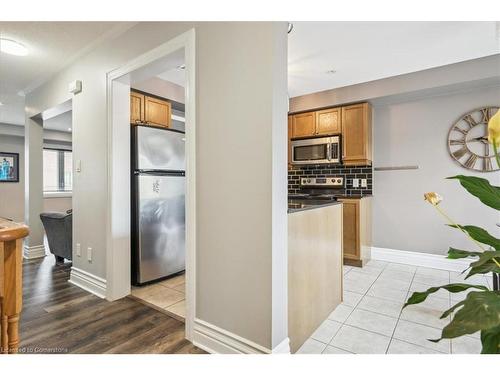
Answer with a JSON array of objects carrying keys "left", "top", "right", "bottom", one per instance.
[{"left": 288, "top": 200, "right": 343, "bottom": 353}]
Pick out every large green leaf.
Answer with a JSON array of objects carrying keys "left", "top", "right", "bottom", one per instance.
[
  {"left": 466, "top": 261, "right": 500, "bottom": 278},
  {"left": 440, "top": 300, "right": 466, "bottom": 319},
  {"left": 404, "top": 283, "right": 489, "bottom": 308},
  {"left": 470, "top": 250, "right": 500, "bottom": 268},
  {"left": 448, "top": 224, "right": 500, "bottom": 251},
  {"left": 431, "top": 291, "right": 500, "bottom": 341},
  {"left": 447, "top": 247, "right": 482, "bottom": 259},
  {"left": 481, "top": 326, "right": 500, "bottom": 354},
  {"left": 447, "top": 175, "right": 500, "bottom": 210}
]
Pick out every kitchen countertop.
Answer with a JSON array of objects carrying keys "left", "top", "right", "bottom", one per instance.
[
  {"left": 288, "top": 199, "right": 342, "bottom": 214},
  {"left": 338, "top": 194, "right": 372, "bottom": 199}
]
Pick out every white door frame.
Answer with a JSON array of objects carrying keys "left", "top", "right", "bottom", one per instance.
[{"left": 105, "top": 28, "right": 196, "bottom": 341}]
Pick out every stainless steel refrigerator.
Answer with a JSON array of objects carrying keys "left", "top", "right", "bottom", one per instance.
[{"left": 131, "top": 125, "right": 186, "bottom": 285}]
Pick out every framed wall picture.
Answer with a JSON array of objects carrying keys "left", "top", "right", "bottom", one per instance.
[{"left": 0, "top": 152, "right": 19, "bottom": 182}]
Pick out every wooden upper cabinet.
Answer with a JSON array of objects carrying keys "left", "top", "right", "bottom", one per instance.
[
  {"left": 316, "top": 107, "right": 341, "bottom": 135},
  {"left": 341, "top": 103, "right": 372, "bottom": 165},
  {"left": 144, "top": 96, "right": 172, "bottom": 128},
  {"left": 130, "top": 92, "right": 144, "bottom": 124},
  {"left": 291, "top": 112, "right": 316, "bottom": 138},
  {"left": 291, "top": 108, "right": 341, "bottom": 138}
]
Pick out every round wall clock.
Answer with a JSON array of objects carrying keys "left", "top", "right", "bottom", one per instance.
[{"left": 448, "top": 106, "right": 500, "bottom": 172}]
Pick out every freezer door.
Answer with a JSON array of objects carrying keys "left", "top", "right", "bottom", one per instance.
[
  {"left": 135, "top": 126, "right": 185, "bottom": 171},
  {"left": 136, "top": 174, "right": 185, "bottom": 283}
]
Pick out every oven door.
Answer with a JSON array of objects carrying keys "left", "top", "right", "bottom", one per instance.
[{"left": 291, "top": 137, "right": 333, "bottom": 165}]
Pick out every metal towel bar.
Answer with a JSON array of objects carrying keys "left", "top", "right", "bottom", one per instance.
[{"left": 374, "top": 166, "right": 419, "bottom": 171}]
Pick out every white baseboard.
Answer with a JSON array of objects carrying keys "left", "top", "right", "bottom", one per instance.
[
  {"left": 272, "top": 337, "right": 291, "bottom": 354},
  {"left": 193, "top": 319, "right": 289, "bottom": 354},
  {"left": 23, "top": 245, "right": 46, "bottom": 259},
  {"left": 371, "top": 247, "right": 473, "bottom": 272},
  {"left": 69, "top": 266, "right": 107, "bottom": 299}
]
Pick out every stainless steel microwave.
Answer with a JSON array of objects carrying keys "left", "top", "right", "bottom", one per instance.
[{"left": 291, "top": 136, "right": 340, "bottom": 165}]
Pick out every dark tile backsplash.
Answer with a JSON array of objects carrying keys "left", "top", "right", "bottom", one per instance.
[{"left": 288, "top": 164, "right": 373, "bottom": 197}]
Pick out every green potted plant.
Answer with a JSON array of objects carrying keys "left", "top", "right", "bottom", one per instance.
[{"left": 403, "top": 110, "right": 500, "bottom": 354}]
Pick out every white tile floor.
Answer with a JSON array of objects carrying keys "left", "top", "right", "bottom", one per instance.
[{"left": 297, "top": 260, "right": 490, "bottom": 354}]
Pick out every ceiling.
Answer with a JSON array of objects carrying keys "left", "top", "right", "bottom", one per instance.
[
  {"left": 0, "top": 22, "right": 498, "bottom": 126},
  {"left": 44, "top": 110, "right": 72, "bottom": 133},
  {"left": 157, "top": 65, "right": 185, "bottom": 87},
  {"left": 0, "top": 22, "right": 131, "bottom": 125},
  {"left": 288, "top": 21, "right": 500, "bottom": 97}
]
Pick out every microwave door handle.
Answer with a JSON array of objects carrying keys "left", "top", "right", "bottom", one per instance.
[
  {"left": 332, "top": 143, "right": 338, "bottom": 161},
  {"left": 327, "top": 143, "right": 332, "bottom": 161}
]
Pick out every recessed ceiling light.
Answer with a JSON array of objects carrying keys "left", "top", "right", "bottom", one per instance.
[
  {"left": 0, "top": 102, "right": 3, "bottom": 106},
  {"left": 0, "top": 38, "right": 28, "bottom": 56},
  {"left": 326, "top": 69, "right": 337, "bottom": 74},
  {"left": 68, "top": 128, "right": 72, "bottom": 131}
]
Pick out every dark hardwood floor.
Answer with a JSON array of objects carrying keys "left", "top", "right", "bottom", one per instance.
[{"left": 19, "top": 256, "right": 205, "bottom": 354}]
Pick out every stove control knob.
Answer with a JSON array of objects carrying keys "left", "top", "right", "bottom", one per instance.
[
  {"left": 306, "top": 179, "right": 311, "bottom": 183},
  {"left": 337, "top": 179, "right": 342, "bottom": 183}
]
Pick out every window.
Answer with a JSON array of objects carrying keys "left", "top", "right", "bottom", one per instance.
[{"left": 43, "top": 149, "right": 72, "bottom": 192}]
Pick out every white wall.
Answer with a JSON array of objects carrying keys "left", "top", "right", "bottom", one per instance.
[
  {"left": 25, "top": 22, "right": 288, "bottom": 351},
  {"left": 373, "top": 85, "right": 500, "bottom": 255}
]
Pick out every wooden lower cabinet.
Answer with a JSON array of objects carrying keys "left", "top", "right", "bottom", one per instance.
[{"left": 339, "top": 197, "right": 372, "bottom": 267}]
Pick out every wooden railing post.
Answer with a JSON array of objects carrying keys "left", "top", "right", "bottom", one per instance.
[{"left": 0, "top": 219, "right": 29, "bottom": 354}]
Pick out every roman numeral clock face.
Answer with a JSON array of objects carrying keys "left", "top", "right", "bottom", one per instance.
[{"left": 448, "top": 107, "right": 500, "bottom": 172}]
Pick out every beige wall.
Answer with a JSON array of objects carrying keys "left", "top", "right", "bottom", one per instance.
[
  {"left": 43, "top": 197, "right": 72, "bottom": 212},
  {"left": 25, "top": 22, "right": 288, "bottom": 350},
  {"left": 0, "top": 126, "right": 72, "bottom": 222},
  {"left": 0, "top": 134, "right": 24, "bottom": 222}
]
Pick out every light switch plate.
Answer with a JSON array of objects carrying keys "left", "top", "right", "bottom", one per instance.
[
  {"left": 76, "top": 243, "right": 81, "bottom": 257},
  {"left": 353, "top": 178, "right": 359, "bottom": 188},
  {"left": 87, "top": 247, "right": 92, "bottom": 262},
  {"left": 361, "top": 179, "right": 367, "bottom": 188},
  {"left": 76, "top": 160, "right": 82, "bottom": 173}
]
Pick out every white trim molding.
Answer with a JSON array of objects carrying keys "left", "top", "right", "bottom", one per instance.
[
  {"left": 193, "top": 319, "right": 289, "bottom": 354},
  {"left": 371, "top": 247, "right": 473, "bottom": 272},
  {"left": 69, "top": 267, "right": 107, "bottom": 299},
  {"left": 43, "top": 191, "right": 72, "bottom": 198},
  {"left": 105, "top": 28, "right": 197, "bottom": 342},
  {"left": 23, "top": 245, "right": 46, "bottom": 259}
]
